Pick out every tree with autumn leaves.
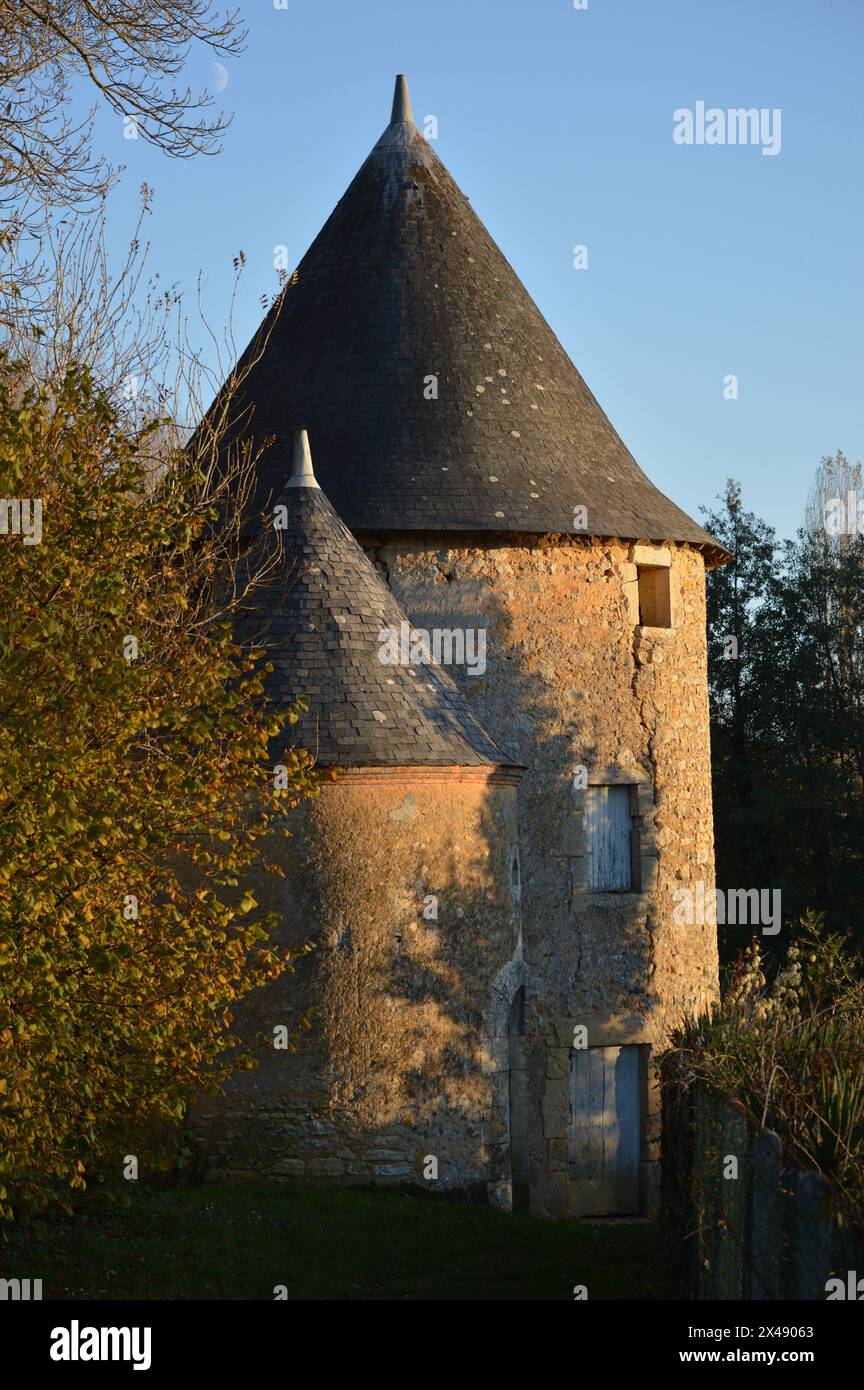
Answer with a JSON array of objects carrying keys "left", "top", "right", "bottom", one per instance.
[
  {"left": 0, "top": 0, "right": 319, "bottom": 1222},
  {"left": 0, "top": 355, "right": 317, "bottom": 1219}
]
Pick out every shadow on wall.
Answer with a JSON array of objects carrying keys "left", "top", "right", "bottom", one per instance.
[
  {"left": 366, "top": 532, "right": 680, "bottom": 1218},
  {"left": 188, "top": 771, "right": 528, "bottom": 1207},
  {"left": 368, "top": 532, "right": 666, "bottom": 1022},
  {"left": 188, "top": 532, "right": 685, "bottom": 1216}
]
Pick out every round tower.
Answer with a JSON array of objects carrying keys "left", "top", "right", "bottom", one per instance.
[
  {"left": 206, "top": 79, "right": 727, "bottom": 1216},
  {"left": 194, "top": 433, "right": 525, "bottom": 1206}
]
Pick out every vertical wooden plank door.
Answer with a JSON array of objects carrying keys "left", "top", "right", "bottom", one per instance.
[{"left": 569, "top": 1045, "right": 641, "bottom": 1215}]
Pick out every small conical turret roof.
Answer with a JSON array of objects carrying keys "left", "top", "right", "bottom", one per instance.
[
  {"left": 216, "top": 76, "right": 726, "bottom": 563},
  {"left": 238, "top": 431, "right": 519, "bottom": 769}
]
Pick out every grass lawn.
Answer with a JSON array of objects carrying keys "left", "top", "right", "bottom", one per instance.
[{"left": 5, "top": 1184, "right": 669, "bottom": 1300}]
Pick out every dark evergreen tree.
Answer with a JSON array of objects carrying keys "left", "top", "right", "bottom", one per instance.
[{"left": 703, "top": 462, "right": 864, "bottom": 963}]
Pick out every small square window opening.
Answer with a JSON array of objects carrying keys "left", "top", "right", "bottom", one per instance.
[{"left": 637, "top": 566, "right": 671, "bottom": 628}]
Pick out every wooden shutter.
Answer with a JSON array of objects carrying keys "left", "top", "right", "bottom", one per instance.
[
  {"left": 569, "top": 1045, "right": 641, "bottom": 1215},
  {"left": 586, "top": 785, "right": 633, "bottom": 890}
]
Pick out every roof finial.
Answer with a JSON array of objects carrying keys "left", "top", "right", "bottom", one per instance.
[
  {"left": 390, "top": 74, "right": 414, "bottom": 126},
  {"left": 288, "top": 429, "right": 319, "bottom": 489}
]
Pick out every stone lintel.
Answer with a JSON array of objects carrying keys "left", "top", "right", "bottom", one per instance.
[
  {"left": 543, "top": 1014, "right": 658, "bottom": 1047},
  {"left": 632, "top": 543, "right": 672, "bottom": 568}
]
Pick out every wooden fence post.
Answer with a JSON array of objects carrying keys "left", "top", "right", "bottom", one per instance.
[
  {"left": 789, "top": 1169, "right": 833, "bottom": 1301},
  {"left": 746, "top": 1129, "right": 782, "bottom": 1299},
  {"left": 693, "top": 1087, "right": 726, "bottom": 1298},
  {"left": 714, "top": 1101, "right": 748, "bottom": 1299}
]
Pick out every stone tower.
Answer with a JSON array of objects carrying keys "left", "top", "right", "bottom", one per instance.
[
  {"left": 206, "top": 78, "right": 727, "bottom": 1217},
  {"left": 193, "top": 432, "right": 525, "bottom": 1204}
]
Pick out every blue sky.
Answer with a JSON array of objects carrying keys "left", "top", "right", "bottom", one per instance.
[{"left": 90, "top": 0, "right": 862, "bottom": 539}]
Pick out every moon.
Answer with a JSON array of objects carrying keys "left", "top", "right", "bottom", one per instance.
[{"left": 212, "top": 62, "right": 228, "bottom": 94}]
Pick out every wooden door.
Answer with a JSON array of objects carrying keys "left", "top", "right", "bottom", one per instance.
[{"left": 569, "top": 1044, "right": 641, "bottom": 1215}]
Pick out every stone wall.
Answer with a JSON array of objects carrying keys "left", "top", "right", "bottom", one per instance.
[
  {"left": 192, "top": 767, "right": 523, "bottom": 1206},
  {"left": 362, "top": 531, "right": 720, "bottom": 1216}
]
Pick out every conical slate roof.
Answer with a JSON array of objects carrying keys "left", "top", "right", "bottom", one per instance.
[
  {"left": 238, "top": 431, "right": 519, "bottom": 769},
  {"left": 217, "top": 76, "right": 726, "bottom": 563}
]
